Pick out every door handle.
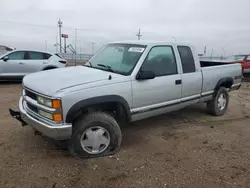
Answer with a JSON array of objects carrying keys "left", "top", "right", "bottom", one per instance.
[
  {"left": 19, "top": 62, "right": 24, "bottom": 65},
  {"left": 175, "top": 79, "right": 182, "bottom": 85}
]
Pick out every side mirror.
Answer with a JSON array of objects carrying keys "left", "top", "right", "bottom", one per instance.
[
  {"left": 136, "top": 70, "right": 155, "bottom": 80},
  {"left": 3, "top": 56, "right": 8, "bottom": 61}
]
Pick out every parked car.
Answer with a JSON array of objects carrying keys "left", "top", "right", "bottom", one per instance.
[
  {"left": 0, "top": 50, "right": 67, "bottom": 81},
  {"left": 10, "top": 41, "right": 242, "bottom": 158},
  {"left": 226, "top": 55, "right": 250, "bottom": 74}
]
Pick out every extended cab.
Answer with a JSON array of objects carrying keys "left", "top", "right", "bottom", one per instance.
[{"left": 10, "top": 41, "right": 242, "bottom": 158}]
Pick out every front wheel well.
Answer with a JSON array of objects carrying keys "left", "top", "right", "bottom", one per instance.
[{"left": 70, "top": 102, "right": 130, "bottom": 126}]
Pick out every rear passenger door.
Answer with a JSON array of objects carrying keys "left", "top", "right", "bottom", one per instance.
[
  {"left": 131, "top": 46, "right": 182, "bottom": 119},
  {"left": 177, "top": 46, "right": 202, "bottom": 103},
  {"left": 24, "top": 51, "right": 49, "bottom": 73}
]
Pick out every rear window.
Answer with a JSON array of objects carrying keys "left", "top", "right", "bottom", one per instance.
[
  {"left": 178, "top": 46, "right": 196, "bottom": 73},
  {"left": 29, "top": 51, "right": 43, "bottom": 60},
  {"left": 43, "top": 53, "right": 52, "bottom": 59}
]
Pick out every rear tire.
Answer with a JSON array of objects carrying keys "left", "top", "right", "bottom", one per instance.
[
  {"left": 68, "top": 112, "right": 122, "bottom": 158},
  {"left": 207, "top": 87, "right": 229, "bottom": 116}
]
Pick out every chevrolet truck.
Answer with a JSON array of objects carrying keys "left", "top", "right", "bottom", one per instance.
[{"left": 10, "top": 41, "right": 242, "bottom": 158}]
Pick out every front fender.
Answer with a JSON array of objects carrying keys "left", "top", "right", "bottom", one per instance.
[{"left": 65, "top": 95, "right": 131, "bottom": 123}]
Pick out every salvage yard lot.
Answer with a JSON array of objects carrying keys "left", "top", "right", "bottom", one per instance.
[{"left": 1, "top": 83, "right": 250, "bottom": 188}]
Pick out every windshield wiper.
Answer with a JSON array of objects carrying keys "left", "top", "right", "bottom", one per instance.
[{"left": 97, "top": 64, "right": 115, "bottom": 72}]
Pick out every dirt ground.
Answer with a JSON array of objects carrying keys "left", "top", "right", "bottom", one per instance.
[{"left": 1, "top": 82, "right": 250, "bottom": 188}]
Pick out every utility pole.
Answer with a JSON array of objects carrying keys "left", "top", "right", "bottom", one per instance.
[
  {"left": 136, "top": 29, "right": 142, "bottom": 40},
  {"left": 64, "top": 37, "right": 67, "bottom": 53},
  {"left": 58, "top": 19, "right": 63, "bottom": 53}
]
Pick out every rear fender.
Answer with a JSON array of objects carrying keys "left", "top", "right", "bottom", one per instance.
[{"left": 215, "top": 77, "right": 233, "bottom": 91}]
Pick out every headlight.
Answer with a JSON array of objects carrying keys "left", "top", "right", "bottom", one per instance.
[
  {"left": 38, "top": 109, "right": 53, "bottom": 120},
  {"left": 38, "top": 110, "right": 63, "bottom": 122},
  {"left": 37, "top": 96, "right": 52, "bottom": 107},
  {"left": 37, "top": 96, "right": 62, "bottom": 108}
]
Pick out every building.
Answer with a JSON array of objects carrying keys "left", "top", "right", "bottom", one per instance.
[{"left": 0, "top": 45, "right": 14, "bottom": 55}]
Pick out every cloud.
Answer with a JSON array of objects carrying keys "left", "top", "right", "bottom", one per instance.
[{"left": 0, "top": 0, "right": 250, "bottom": 55}]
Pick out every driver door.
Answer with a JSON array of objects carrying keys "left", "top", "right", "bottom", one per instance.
[{"left": 131, "top": 45, "right": 182, "bottom": 121}]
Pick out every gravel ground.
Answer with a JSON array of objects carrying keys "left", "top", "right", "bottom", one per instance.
[{"left": 0, "top": 82, "right": 250, "bottom": 188}]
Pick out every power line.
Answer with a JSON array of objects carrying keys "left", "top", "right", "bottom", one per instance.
[{"left": 0, "top": 20, "right": 98, "bottom": 32}]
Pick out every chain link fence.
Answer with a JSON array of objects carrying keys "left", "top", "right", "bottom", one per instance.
[{"left": 58, "top": 53, "right": 93, "bottom": 65}]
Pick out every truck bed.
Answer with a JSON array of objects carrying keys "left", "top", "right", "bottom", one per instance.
[
  {"left": 200, "top": 60, "right": 242, "bottom": 94},
  {"left": 200, "top": 60, "right": 232, "bottom": 67}
]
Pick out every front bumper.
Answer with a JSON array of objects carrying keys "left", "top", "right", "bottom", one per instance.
[
  {"left": 243, "top": 68, "right": 250, "bottom": 74},
  {"left": 12, "top": 97, "right": 72, "bottom": 140}
]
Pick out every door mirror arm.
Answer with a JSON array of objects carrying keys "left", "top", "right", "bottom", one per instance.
[{"left": 136, "top": 70, "right": 155, "bottom": 80}]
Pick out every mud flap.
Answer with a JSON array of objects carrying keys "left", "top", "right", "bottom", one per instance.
[{"left": 9, "top": 108, "right": 27, "bottom": 126}]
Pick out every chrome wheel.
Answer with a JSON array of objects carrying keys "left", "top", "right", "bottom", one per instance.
[
  {"left": 217, "top": 93, "right": 227, "bottom": 110},
  {"left": 80, "top": 126, "right": 110, "bottom": 154}
]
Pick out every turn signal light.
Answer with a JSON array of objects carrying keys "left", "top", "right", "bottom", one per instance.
[
  {"left": 52, "top": 99, "right": 62, "bottom": 108},
  {"left": 53, "top": 113, "right": 63, "bottom": 122}
]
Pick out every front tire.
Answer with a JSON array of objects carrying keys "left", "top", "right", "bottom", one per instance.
[
  {"left": 207, "top": 87, "right": 229, "bottom": 116},
  {"left": 68, "top": 112, "right": 122, "bottom": 158}
]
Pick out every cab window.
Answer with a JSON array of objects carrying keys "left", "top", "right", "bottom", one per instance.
[
  {"left": 178, "top": 46, "right": 196, "bottom": 73},
  {"left": 141, "top": 46, "right": 177, "bottom": 76}
]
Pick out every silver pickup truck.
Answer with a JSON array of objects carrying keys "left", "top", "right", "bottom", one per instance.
[{"left": 10, "top": 41, "right": 242, "bottom": 158}]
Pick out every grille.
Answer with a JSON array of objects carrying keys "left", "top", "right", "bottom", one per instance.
[
  {"left": 25, "top": 89, "right": 37, "bottom": 100},
  {"left": 27, "top": 103, "right": 38, "bottom": 113}
]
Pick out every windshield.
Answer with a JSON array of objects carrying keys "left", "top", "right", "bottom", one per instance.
[
  {"left": 227, "top": 55, "right": 245, "bottom": 61},
  {"left": 87, "top": 43, "right": 146, "bottom": 75}
]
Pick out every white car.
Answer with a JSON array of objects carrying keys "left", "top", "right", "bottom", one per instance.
[{"left": 0, "top": 50, "right": 67, "bottom": 81}]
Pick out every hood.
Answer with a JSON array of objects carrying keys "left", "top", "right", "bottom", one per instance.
[{"left": 23, "top": 66, "right": 124, "bottom": 96}]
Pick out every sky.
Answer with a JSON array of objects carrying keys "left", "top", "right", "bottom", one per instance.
[{"left": 0, "top": 0, "right": 250, "bottom": 56}]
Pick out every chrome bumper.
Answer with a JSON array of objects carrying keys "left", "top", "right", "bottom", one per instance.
[
  {"left": 243, "top": 68, "right": 250, "bottom": 74},
  {"left": 229, "top": 83, "right": 241, "bottom": 92},
  {"left": 18, "top": 97, "right": 72, "bottom": 140}
]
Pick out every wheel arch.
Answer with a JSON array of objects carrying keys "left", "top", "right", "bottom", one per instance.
[
  {"left": 65, "top": 95, "right": 131, "bottom": 124},
  {"left": 215, "top": 77, "right": 233, "bottom": 90},
  {"left": 42, "top": 66, "right": 58, "bottom": 70}
]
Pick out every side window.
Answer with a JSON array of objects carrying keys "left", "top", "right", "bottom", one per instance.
[
  {"left": 141, "top": 46, "right": 177, "bottom": 76},
  {"left": 7, "top": 51, "right": 25, "bottom": 60},
  {"left": 29, "top": 51, "right": 43, "bottom": 60},
  {"left": 177, "top": 46, "right": 196, "bottom": 73},
  {"left": 43, "top": 53, "right": 52, "bottom": 60}
]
